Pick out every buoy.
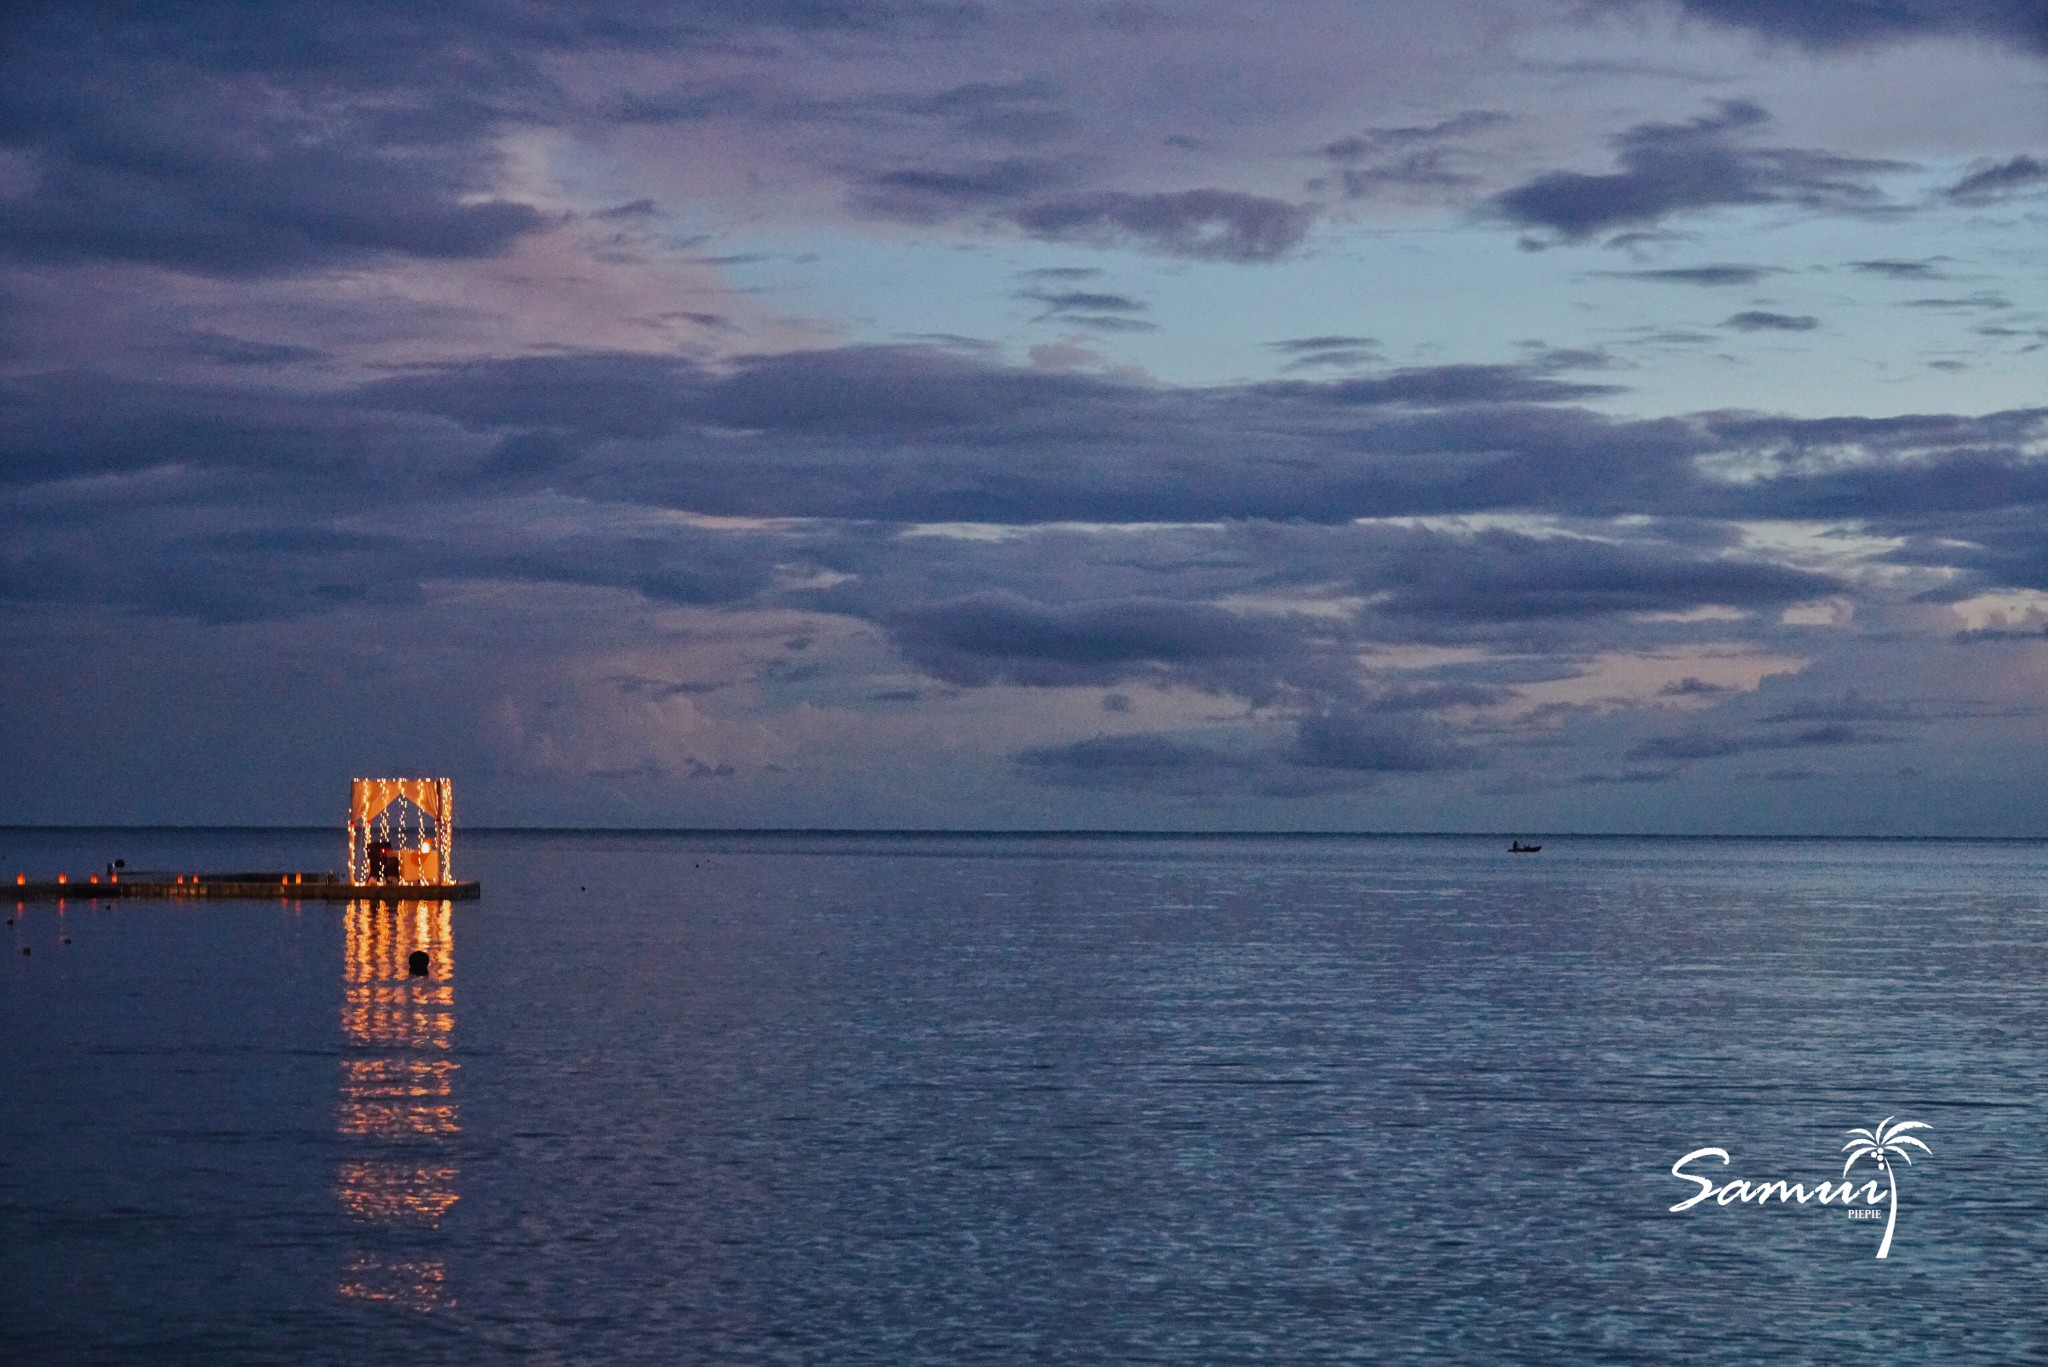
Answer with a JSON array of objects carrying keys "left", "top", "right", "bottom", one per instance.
[
  {"left": 19, "top": 946, "right": 28, "bottom": 956},
  {"left": 60, "top": 936, "right": 70, "bottom": 945},
  {"left": 407, "top": 949, "right": 430, "bottom": 976}
]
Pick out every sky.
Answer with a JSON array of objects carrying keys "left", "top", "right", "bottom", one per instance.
[{"left": 2, "top": 0, "right": 2044, "bottom": 833}]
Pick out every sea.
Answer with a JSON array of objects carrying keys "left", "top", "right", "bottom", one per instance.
[{"left": 4, "top": 828, "right": 2046, "bottom": 1365}]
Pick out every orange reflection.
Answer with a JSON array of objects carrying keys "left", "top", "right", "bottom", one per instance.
[
  {"left": 338, "top": 1253, "right": 452, "bottom": 1312},
  {"left": 338, "top": 899, "right": 459, "bottom": 1310},
  {"left": 337, "top": 1161, "right": 463, "bottom": 1223}
]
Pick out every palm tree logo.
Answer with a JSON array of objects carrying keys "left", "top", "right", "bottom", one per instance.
[{"left": 1842, "top": 1117, "right": 1932, "bottom": 1258}]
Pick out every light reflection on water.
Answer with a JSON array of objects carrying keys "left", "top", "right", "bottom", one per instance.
[
  {"left": 4, "top": 831, "right": 2048, "bottom": 1364},
  {"left": 335, "top": 899, "right": 457, "bottom": 1311}
]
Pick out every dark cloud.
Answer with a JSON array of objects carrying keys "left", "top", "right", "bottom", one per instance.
[
  {"left": 1848, "top": 258, "right": 1949, "bottom": 280},
  {"left": 1016, "top": 734, "right": 1259, "bottom": 790},
  {"left": 0, "top": 0, "right": 1004, "bottom": 276},
  {"left": 1492, "top": 101, "right": 1903, "bottom": 241},
  {"left": 1659, "top": 676, "right": 1731, "bottom": 695},
  {"left": 1619, "top": 1, "right": 2048, "bottom": 54},
  {"left": 877, "top": 77, "right": 1076, "bottom": 145},
  {"left": 1269, "top": 362, "right": 1623, "bottom": 406},
  {"left": 1320, "top": 110, "right": 1510, "bottom": 199},
  {"left": 1758, "top": 692, "right": 1918, "bottom": 724},
  {"left": 1008, "top": 189, "right": 1313, "bottom": 262},
  {"left": 1600, "top": 265, "right": 1784, "bottom": 285},
  {"left": 1014, "top": 732, "right": 1380, "bottom": 798},
  {"left": 0, "top": 5, "right": 563, "bottom": 275},
  {"left": 1901, "top": 292, "right": 2011, "bottom": 310},
  {"left": 1575, "top": 768, "right": 1678, "bottom": 785},
  {"left": 886, "top": 591, "right": 1287, "bottom": 688},
  {"left": 1629, "top": 722, "right": 1898, "bottom": 762},
  {"left": 592, "top": 199, "right": 660, "bottom": 220},
  {"left": 1292, "top": 711, "right": 1474, "bottom": 772},
  {"left": 1364, "top": 527, "right": 1837, "bottom": 622},
  {"left": 858, "top": 158, "right": 1070, "bottom": 217},
  {"left": 1268, "top": 335, "right": 1382, "bottom": 371},
  {"left": 178, "top": 331, "right": 329, "bottom": 367},
  {"left": 1359, "top": 682, "right": 1513, "bottom": 711},
  {"left": 1020, "top": 286, "right": 1155, "bottom": 332},
  {"left": 13, "top": 345, "right": 2047, "bottom": 540},
  {"left": 1024, "top": 290, "right": 1147, "bottom": 316},
  {"left": 363, "top": 353, "right": 708, "bottom": 440},
  {"left": 1014, "top": 710, "right": 1474, "bottom": 799},
  {"left": 1322, "top": 111, "right": 1513, "bottom": 163},
  {"left": 1721, "top": 310, "right": 1819, "bottom": 331},
  {"left": 1949, "top": 155, "right": 2048, "bottom": 201}
]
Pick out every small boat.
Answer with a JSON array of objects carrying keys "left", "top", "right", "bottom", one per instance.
[{"left": 1508, "top": 840, "right": 1543, "bottom": 853}]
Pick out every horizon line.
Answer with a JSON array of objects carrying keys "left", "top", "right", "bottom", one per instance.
[{"left": 1, "top": 824, "right": 2044, "bottom": 842}]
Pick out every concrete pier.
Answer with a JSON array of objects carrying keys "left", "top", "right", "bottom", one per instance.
[{"left": 10, "top": 873, "right": 480, "bottom": 903}]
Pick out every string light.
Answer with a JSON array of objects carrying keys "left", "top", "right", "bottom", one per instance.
[{"left": 350, "top": 778, "right": 457, "bottom": 887}]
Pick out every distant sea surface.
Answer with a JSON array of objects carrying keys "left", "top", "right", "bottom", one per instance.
[{"left": 5, "top": 829, "right": 2047, "bottom": 1364}]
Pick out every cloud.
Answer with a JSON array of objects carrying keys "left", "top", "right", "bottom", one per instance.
[
  {"left": 0, "top": 5, "right": 556, "bottom": 275},
  {"left": 1600, "top": 265, "right": 1784, "bottom": 286},
  {"left": 1659, "top": 676, "right": 1730, "bottom": 695},
  {"left": 1721, "top": 310, "right": 1819, "bottom": 331},
  {"left": 1013, "top": 707, "right": 1476, "bottom": 799},
  {"left": 1848, "top": 258, "right": 1948, "bottom": 279},
  {"left": 14, "top": 344, "right": 2046, "bottom": 539},
  {"left": 885, "top": 591, "right": 1288, "bottom": 688},
  {"left": 1015, "top": 733, "right": 1272, "bottom": 795},
  {"left": 178, "top": 331, "right": 329, "bottom": 367},
  {"left": 1576, "top": 767, "right": 1679, "bottom": 785},
  {"left": 1948, "top": 155, "right": 2048, "bottom": 203},
  {"left": 1363, "top": 527, "right": 1838, "bottom": 622},
  {"left": 1268, "top": 335, "right": 1382, "bottom": 371},
  {"left": 1292, "top": 710, "right": 1474, "bottom": 772},
  {"left": 1491, "top": 101, "right": 1904, "bottom": 241},
  {"left": 1322, "top": 111, "right": 1513, "bottom": 163},
  {"left": 1320, "top": 109, "right": 1512, "bottom": 199},
  {"left": 1611, "top": 1, "right": 2048, "bottom": 55},
  {"left": 858, "top": 158, "right": 1070, "bottom": 218},
  {"left": 1900, "top": 293, "right": 2011, "bottom": 310},
  {"left": 1757, "top": 691, "right": 1911, "bottom": 723},
  {"left": 363, "top": 353, "right": 708, "bottom": 440},
  {"left": 1008, "top": 189, "right": 1313, "bottom": 262},
  {"left": 1629, "top": 722, "right": 1899, "bottom": 762},
  {"left": 1020, "top": 285, "right": 1155, "bottom": 332},
  {"left": 1269, "top": 362, "right": 1623, "bottom": 406}
]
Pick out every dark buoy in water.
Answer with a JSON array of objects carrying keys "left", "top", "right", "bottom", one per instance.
[
  {"left": 407, "top": 949, "right": 430, "bottom": 976},
  {"left": 19, "top": 945, "right": 28, "bottom": 955},
  {"left": 60, "top": 936, "right": 70, "bottom": 945}
]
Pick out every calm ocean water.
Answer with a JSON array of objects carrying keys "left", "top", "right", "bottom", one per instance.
[{"left": 4, "top": 829, "right": 2046, "bottom": 1364}]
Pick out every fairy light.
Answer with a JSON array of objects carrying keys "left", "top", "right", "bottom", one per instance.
[{"left": 350, "top": 778, "right": 458, "bottom": 887}]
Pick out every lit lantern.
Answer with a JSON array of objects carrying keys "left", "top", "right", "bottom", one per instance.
[{"left": 57, "top": 872, "right": 66, "bottom": 885}]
